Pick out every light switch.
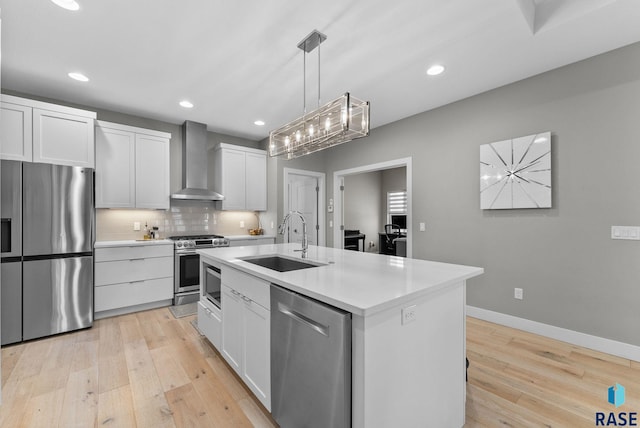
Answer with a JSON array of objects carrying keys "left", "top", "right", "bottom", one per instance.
[
  {"left": 133, "top": 222, "right": 141, "bottom": 231},
  {"left": 611, "top": 226, "right": 640, "bottom": 240}
]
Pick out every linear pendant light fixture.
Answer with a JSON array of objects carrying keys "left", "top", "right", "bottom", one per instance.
[{"left": 269, "top": 30, "right": 370, "bottom": 160}]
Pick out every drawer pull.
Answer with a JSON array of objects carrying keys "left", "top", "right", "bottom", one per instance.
[
  {"left": 130, "top": 280, "right": 145, "bottom": 284},
  {"left": 129, "top": 258, "right": 145, "bottom": 262},
  {"left": 231, "top": 289, "right": 240, "bottom": 296},
  {"left": 241, "top": 295, "right": 251, "bottom": 303}
]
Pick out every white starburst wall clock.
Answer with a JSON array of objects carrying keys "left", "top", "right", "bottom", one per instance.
[{"left": 480, "top": 132, "right": 552, "bottom": 209}]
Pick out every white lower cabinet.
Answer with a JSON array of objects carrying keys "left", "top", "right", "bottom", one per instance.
[
  {"left": 197, "top": 301, "right": 222, "bottom": 350},
  {"left": 220, "top": 268, "right": 271, "bottom": 410},
  {"left": 94, "top": 243, "right": 173, "bottom": 318}
]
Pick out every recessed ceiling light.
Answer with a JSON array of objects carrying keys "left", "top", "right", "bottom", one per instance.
[
  {"left": 51, "top": 0, "right": 80, "bottom": 11},
  {"left": 68, "top": 72, "right": 89, "bottom": 82},
  {"left": 254, "top": 120, "right": 265, "bottom": 126},
  {"left": 179, "top": 100, "right": 194, "bottom": 108},
  {"left": 426, "top": 64, "right": 445, "bottom": 76}
]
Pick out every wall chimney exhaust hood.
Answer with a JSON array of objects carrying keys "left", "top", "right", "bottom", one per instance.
[{"left": 170, "top": 121, "right": 224, "bottom": 201}]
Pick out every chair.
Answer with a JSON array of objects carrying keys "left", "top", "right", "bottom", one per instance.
[{"left": 383, "top": 224, "right": 401, "bottom": 254}]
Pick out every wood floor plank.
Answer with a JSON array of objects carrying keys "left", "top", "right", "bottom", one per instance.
[
  {"left": 205, "top": 354, "right": 250, "bottom": 402},
  {"left": 20, "top": 387, "right": 66, "bottom": 427},
  {"left": 150, "top": 346, "right": 192, "bottom": 392},
  {"left": 97, "top": 384, "right": 138, "bottom": 428},
  {"left": 99, "top": 353, "right": 130, "bottom": 394},
  {"left": 0, "top": 343, "right": 25, "bottom": 386},
  {"left": 237, "top": 397, "right": 278, "bottom": 428},
  {"left": 58, "top": 366, "right": 100, "bottom": 428},
  {"left": 165, "top": 383, "right": 219, "bottom": 428},
  {"left": 124, "top": 338, "right": 176, "bottom": 428}
]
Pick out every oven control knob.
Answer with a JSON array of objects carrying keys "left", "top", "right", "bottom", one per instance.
[
  {"left": 176, "top": 242, "right": 183, "bottom": 248},
  {"left": 222, "top": 238, "right": 229, "bottom": 246},
  {"left": 188, "top": 241, "right": 195, "bottom": 248}
]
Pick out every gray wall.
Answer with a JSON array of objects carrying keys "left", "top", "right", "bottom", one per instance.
[
  {"left": 269, "top": 42, "right": 640, "bottom": 346},
  {"left": 344, "top": 171, "right": 382, "bottom": 252}
]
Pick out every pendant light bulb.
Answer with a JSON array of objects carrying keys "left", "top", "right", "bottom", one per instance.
[{"left": 325, "top": 117, "right": 331, "bottom": 131}]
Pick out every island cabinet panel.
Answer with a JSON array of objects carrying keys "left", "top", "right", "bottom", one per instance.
[
  {"left": 351, "top": 283, "right": 466, "bottom": 428},
  {"left": 220, "top": 267, "right": 271, "bottom": 410},
  {"left": 197, "top": 301, "right": 222, "bottom": 349},
  {"left": 242, "top": 301, "right": 270, "bottom": 406},
  {"left": 1, "top": 94, "right": 96, "bottom": 166},
  {"left": 221, "top": 284, "right": 243, "bottom": 372}
]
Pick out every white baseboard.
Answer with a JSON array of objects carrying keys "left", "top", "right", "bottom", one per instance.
[{"left": 466, "top": 305, "right": 640, "bottom": 362}]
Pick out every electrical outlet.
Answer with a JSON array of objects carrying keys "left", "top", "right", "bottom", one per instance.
[
  {"left": 270, "top": 221, "right": 274, "bottom": 229},
  {"left": 419, "top": 222, "right": 426, "bottom": 232},
  {"left": 401, "top": 305, "right": 417, "bottom": 325},
  {"left": 240, "top": 220, "right": 245, "bottom": 228},
  {"left": 514, "top": 288, "right": 523, "bottom": 300},
  {"left": 133, "top": 222, "right": 141, "bottom": 231},
  {"left": 329, "top": 220, "right": 333, "bottom": 228}
]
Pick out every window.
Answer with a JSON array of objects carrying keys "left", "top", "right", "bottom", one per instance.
[{"left": 387, "top": 190, "right": 407, "bottom": 230}]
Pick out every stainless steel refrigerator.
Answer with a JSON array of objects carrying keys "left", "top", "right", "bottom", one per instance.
[{"left": 1, "top": 160, "right": 94, "bottom": 345}]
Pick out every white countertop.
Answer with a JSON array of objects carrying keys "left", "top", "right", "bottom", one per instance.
[
  {"left": 95, "top": 239, "right": 173, "bottom": 248},
  {"left": 225, "top": 234, "right": 276, "bottom": 240},
  {"left": 198, "top": 243, "right": 483, "bottom": 316}
]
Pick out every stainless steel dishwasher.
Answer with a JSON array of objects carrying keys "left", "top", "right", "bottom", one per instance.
[{"left": 271, "top": 284, "right": 352, "bottom": 428}]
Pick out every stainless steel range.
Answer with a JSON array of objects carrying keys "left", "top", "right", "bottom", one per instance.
[{"left": 169, "top": 234, "right": 229, "bottom": 305}]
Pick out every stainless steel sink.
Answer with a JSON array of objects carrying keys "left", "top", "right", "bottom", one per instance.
[{"left": 240, "top": 255, "right": 325, "bottom": 272}]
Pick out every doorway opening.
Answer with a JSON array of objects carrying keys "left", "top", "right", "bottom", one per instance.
[
  {"left": 333, "top": 157, "right": 412, "bottom": 258},
  {"left": 283, "top": 168, "right": 326, "bottom": 247}
]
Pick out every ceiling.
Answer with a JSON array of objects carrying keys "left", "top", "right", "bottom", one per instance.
[{"left": 1, "top": 0, "right": 640, "bottom": 141}]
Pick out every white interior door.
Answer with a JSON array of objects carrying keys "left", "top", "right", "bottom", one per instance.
[{"left": 287, "top": 174, "right": 319, "bottom": 246}]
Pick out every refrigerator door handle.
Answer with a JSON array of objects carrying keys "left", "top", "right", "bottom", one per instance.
[
  {"left": 277, "top": 302, "right": 329, "bottom": 337},
  {"left": 1, "top": 218, "right": 11, "bottom": 253}
]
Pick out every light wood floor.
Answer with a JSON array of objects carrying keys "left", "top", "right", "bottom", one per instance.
[
  {"left": 1, "top": 309, "right": 638, "bottom": 427},
  {"left": 465, "top": 316, "right": 640, "bottom": 427}
]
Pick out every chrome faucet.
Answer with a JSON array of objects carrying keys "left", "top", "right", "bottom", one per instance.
[{"left": 279, "top": 211, "right": 308, "bottom": 258}]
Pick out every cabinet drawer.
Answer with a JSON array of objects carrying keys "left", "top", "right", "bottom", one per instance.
[
  {"left": 95, "top": 256, "right": 173, "bottom": 286},
  {"left": 95, "top": 277, "right": 173, "bottom": 312},
  {"left": 95, "top": 244, "right": 173, "bottom": 262},
  {"left": 198, "top": 301, "right": 222, "bottom": 350},
  {"left": 222, "top": 267, "right": 270, "bottom": 309}
]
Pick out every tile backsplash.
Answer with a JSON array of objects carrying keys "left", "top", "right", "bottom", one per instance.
[{"left": 96, "top": 201, "right": 264, "bottom": 241}]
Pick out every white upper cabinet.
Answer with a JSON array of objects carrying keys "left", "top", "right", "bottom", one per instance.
[
  {"left": 213, "top": 143, "right": 267, "bottom": 211},
  {"left": 0, "top": 95, "right": 96, "bottom": 167},
  {"left": 95, "top": 126, "right": 136, "bottom": 208},
  {"left": 135, "top": 133, "right": 171, "bottom": 209},
  {"left": 0, "top": 102, "right": 32, "bottom": 161},
  {"left": 96, "top": 121, "right": 170, "bottom": 209}
]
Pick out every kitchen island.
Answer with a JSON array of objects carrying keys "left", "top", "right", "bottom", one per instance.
[{"left": 198, "top": 243, "right": 483, "bottom": 428}]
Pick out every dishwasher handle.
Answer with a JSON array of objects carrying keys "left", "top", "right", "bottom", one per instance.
[{"left": 277, "top": 302, "right": 329, "bottom": 337}]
